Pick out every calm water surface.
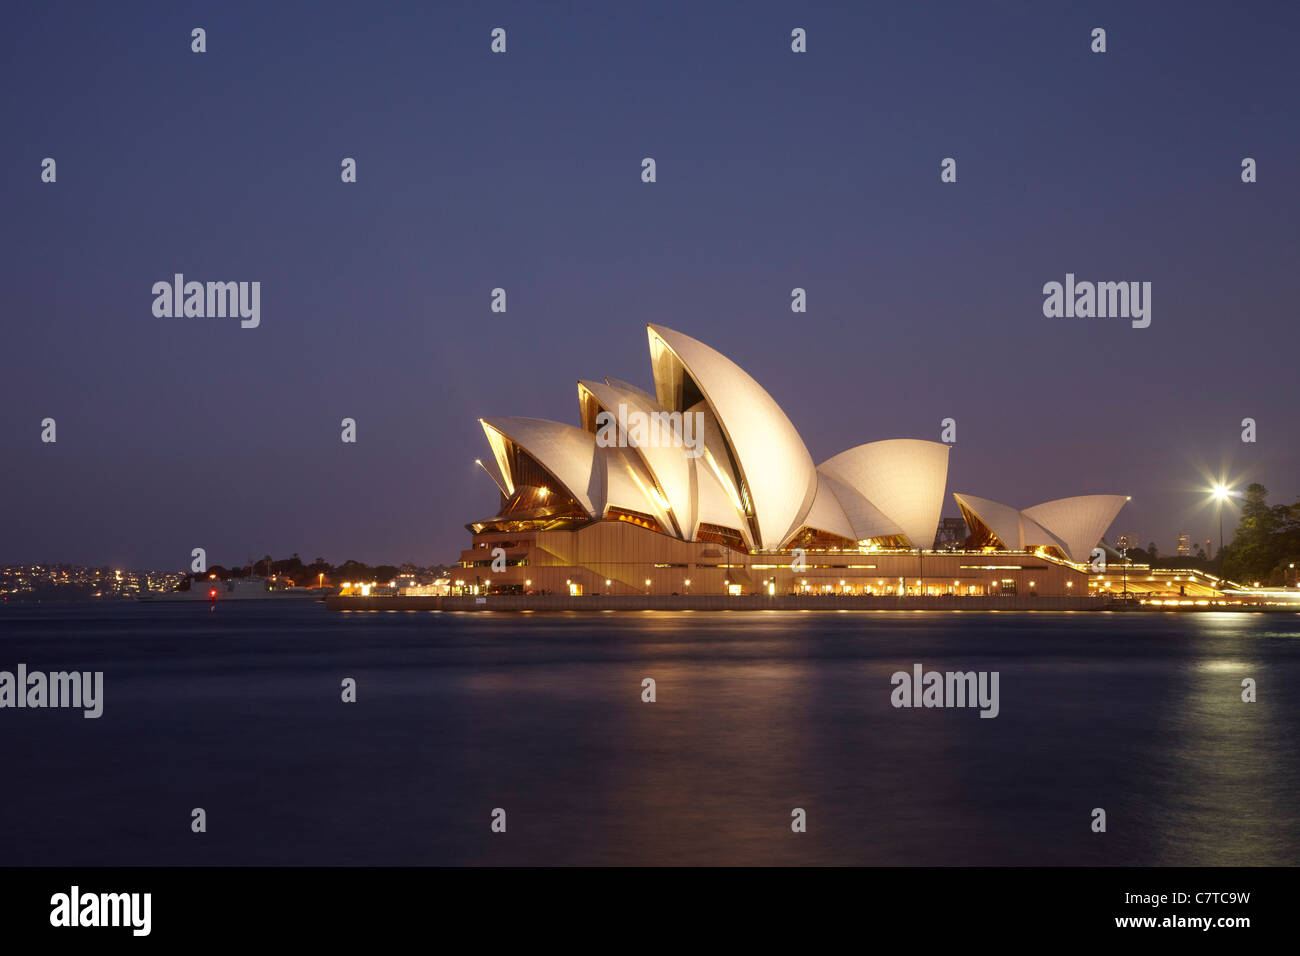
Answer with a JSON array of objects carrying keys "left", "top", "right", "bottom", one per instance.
[{"left": 1, "top": 603, "right": 1296, "bottom": 865}]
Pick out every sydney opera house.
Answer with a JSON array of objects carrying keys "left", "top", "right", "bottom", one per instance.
[{"left": 460, "top": 326, "right": 1129, "bottom": 598}]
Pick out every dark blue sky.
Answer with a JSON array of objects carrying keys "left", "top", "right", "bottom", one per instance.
[{"left": 3, "top": 1, "right": 1296, "bottom": 569}]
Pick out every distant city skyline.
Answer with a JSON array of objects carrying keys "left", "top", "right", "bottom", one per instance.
[{"left": 2, "top": 2, "right": 1296, "bottom": 569}]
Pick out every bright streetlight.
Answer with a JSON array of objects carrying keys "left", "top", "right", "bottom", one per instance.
[{"left": 1212, "top": 483, "right": 1235, "bottom": 573}]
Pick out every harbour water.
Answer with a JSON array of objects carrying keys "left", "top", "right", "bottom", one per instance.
[{"left": 0, "top": 603, "right": 1296, "bottom": 866}]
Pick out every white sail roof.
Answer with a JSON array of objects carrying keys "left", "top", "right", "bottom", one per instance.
[
  {"left": 819, "top": 472, "right": 906, "bottom": 542},
  {"left": 578, "top": 379, "right": 694, "bottom": 539},
  {"left": 693, "top": 456, "right": 755, "bottom": 549},
  {"left": 1022, "top": 495, "right": 1129, "bottom": 563},
  {"left": 819, "top": 440, "right": 950, "bottom": 549},
  {"left": 953, "top": 493, "right": 1023, "bottom": 550},
  {"left": 598, "top": 446, "right": 675, "bottom": 531},
  {"left": 1017, "top": 512, "right": 1069, "bottom": 554},
  {"left": 955, "top": 492, "right": 1128, "bottom": 562},
  {"left": 647, "top": 325, "right": 817, "bottom": 550},
  {"left": 479, "top": 417, "right": 598, "bottom": 516},
  {"left": 796, "top": 472, "right": 859, "bottom": 543}
]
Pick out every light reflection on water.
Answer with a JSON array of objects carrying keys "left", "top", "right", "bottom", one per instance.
[{"left": 0, "top": 605, "right": 1296, "bottom": 865}]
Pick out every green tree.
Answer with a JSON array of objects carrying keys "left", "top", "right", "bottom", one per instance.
[{"left": 1225, "top": 483, "right": 1281, "bottom": 583}]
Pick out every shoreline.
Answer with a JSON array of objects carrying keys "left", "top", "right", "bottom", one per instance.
[{"left": 325, "top": 594, "right": 1297, "bottom": 613}]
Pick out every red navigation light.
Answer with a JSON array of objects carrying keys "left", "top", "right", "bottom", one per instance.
[{"left": 209, "top": 589, "right": 217, "bottom": 598}]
